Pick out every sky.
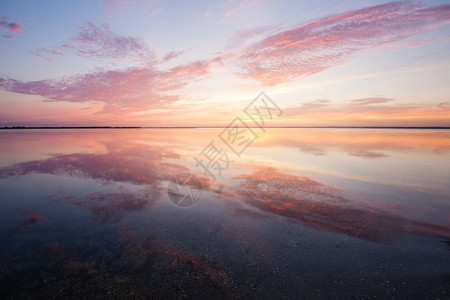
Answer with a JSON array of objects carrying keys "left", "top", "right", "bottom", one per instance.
[{"left": 0, "top": 0, "right": 449, "bottom": 127}]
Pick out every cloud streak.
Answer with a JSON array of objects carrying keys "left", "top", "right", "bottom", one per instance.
[
  {"left": 282, "top": 97, "right": 450, "bottom": 126},
  {"left": 219, "top": 0, "right": 261, "bottom": 24},
  {"left": 161, "top": 49, "right": 189, "bottom": 63},
  {"left": 35, "top": 21, "right": 154, "bottom": 62},
  {"left": 1, "top": 18, "right": 220, "bottom": 116},
  {"left": 239, "top": 1, "right": 450, "bottom": 85},
  {"left": 0, "top": 60, "right": 213, "bottom": 114}
]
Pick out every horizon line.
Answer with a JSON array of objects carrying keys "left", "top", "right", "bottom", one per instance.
[{"left": 1, "top": 126, "right": 450, "bottom": 130}]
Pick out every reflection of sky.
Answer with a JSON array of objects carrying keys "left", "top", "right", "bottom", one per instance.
[
  {"left": 0, "top": 129, "right": 449, "bottom": 241},
  {"left": 0, "top": 128, "right": 449, "bottom": 298}
]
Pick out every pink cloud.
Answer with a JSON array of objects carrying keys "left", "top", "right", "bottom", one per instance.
[
  {"left": 282, "top": 97, "right": 450, "bottom": 126},
  {"left": 0, "top": 13, "right": 24, "bottom": 40},
  {"left": 8, "top": 22, "right": 22, "bottom": 32},
  {"left": 73, "top": 22, "right": 150, "bottom": 59},
  {"left": 34, "top": 48, "right": 64, "bottom": 62},
  {"left": 239, "top": 2, "right": 450, "bottom": 85},
  {"left": 0, "top": 60, "right": 213, "bottom": 114},
  {"left": 35, "top": 21, "right": 154, "bottom": 62},
  {"left": 0, "top": 21, "right": 22, "bottom": 32}
]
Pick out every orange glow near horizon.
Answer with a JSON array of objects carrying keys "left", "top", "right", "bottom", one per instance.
[{"left": 1, "top": 1, "right": 450, "bottom": 126}]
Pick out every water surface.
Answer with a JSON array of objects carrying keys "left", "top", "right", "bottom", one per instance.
[{"left": 0, "top": 129, "right": 449, "bottom": 298}]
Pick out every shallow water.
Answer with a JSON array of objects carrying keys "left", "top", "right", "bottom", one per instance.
[{"left": 0, "top": 128, "right": 449, "bottom": 298}]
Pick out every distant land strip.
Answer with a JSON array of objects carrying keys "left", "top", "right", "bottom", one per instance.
[
  {"left": 0, "top": 126, "right": 141, "bottom": 129},
  {"left": 1, "top": 126, "right": 450, "bottom": 130}
]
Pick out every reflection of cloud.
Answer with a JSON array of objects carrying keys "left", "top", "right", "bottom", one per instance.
[
  {"left": 85, "top": 192, "right": 155, "bottom": 224},
  {"left": 234, "top": 168, "right": 450, "bottom": 242},
  {"left": 13, "top": 210, "right": 44, "bottom": 229},
  {"left": 263, "top": 129, "right": 450, "bottom": 158},
  {"left": 0, "top": 144, "right": 187, "bottom": 184},
  {"left": 50, "top": 190, "right": 158, "bottom": 224},
  {"left": 0, "top": 143, "right": 191, "bottom": 224},
  {"left": 0, "top": 143, "right": 193, "bottom": 224},
  {"left": 239, "top": 2, "right": 450, "bottom": 85}
]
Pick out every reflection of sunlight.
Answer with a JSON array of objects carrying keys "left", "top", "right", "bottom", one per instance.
[{"left": 260, "top": 129, "right": 450, "bottom": 156}]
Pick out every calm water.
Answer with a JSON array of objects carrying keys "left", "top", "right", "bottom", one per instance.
[{"left": 0, "top": 129, "right": 449, "bottom": 298}]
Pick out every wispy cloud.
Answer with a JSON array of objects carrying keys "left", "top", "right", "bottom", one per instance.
[
  {"left": 71, "top": 22, "right": 151, "bottom": 60},
  {"left": 282, "top": 98, "right": 450, "bottom": 126},
  {"left": 239, "top": 1, "right": 450, "bottom": 85},
  {"left": 34, "top": 48, "right": 64, "bottom": 62},
  {"left": 34, "top": 21, "right": 154, "bottom": 63},
  {"left": 3, "top": 20, "right": 219, "bottom": 115},
  {"left": 219, "top": 0, "right": 261, "bottom": 24},
  {"left": 0, "top": 60, "right": 213, "bottom": 114},
  {"left": 351, "top": 97, "right": 394, "bottom": 105},
  {"left": 161, "top": 49, "right": 189, "bottom": 63},
  {"left": 226, "top": 25, "right": 282, "bottom": 49}
]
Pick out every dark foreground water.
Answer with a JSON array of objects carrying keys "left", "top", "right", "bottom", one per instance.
[{"left": 0, "top": 129, "right": 449, "bottom": 299}]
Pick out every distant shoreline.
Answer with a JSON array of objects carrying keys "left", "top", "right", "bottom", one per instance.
[
  {"left": 1, "top": 126, "right": 450, "bottom": 130},
  {"left": 0, "top": 126, "right": 141, "bottom": 129}
]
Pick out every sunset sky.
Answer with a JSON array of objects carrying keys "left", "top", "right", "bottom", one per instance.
[{"left": 1, "top": 0, "right": 450, "bottom": 127}]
